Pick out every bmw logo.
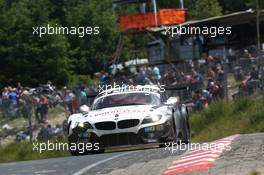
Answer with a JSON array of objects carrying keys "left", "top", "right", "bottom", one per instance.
[{"left": 115, "top": 114, "right": 119, "bottom": 120}]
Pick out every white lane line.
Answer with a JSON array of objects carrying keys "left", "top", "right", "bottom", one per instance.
[
  {"left": 34, "top": 170, "right": 57, "bottom": 174},
  {"left": 73, "top": 152, "right": 132, "bottom": 175}
]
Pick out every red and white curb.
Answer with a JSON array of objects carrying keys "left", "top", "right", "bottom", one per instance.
[{"left": 161, "top": 135, "right": 239, "bottom": 175}]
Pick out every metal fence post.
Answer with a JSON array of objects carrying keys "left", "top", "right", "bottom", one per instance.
[{"left": 223, "top": 46, "right": 228, "bottom": 100}]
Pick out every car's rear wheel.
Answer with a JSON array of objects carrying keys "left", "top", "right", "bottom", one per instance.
[{"left": 183, "top": 110, "right": 191, "bottom": 143}]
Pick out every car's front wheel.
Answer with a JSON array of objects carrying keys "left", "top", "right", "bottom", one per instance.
[
  {"left": 68, "top": 133, "right": 105, "bottom": 155},
  {"left": 68, "top": 134, "right": 85, "bottom": 156}
]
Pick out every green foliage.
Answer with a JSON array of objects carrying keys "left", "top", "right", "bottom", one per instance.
[
  {"left": 190, "top": 98, "right": 264, "bottom": 142},
  {"left": 188, "top": 0, "right": 222, "bottom": 19},
  {"left": 0, "top": 0, "right": 119, "bottom": 87},
  {"left": 68, "top": 74, "right": 93, "bottom": 88},
  {"left": 219, "top": 0, "right": 264, "bottom": 14},
  {"left": 0, "top": 0, "right": 71, "bottom": 87},
  {"left": 64, "top": 0, "right": 120, "bottom": 75}
]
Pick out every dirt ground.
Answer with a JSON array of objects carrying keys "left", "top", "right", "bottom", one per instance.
[{"left": 0, "top": 106, "right": 68, "bottom": 146}]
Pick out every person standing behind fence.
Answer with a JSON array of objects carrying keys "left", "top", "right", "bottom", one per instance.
[
  {"left": 20, "top": 91, "right": 33, "bottom": 119},
  {"left": 1, "top": 87, "right": 9, "bottom": 117},
  {"left": 20, "top": 90, "right": 33, "bottom": 142},
  {"left": 71, "top": 91, "right": 79, "bottom": 114},
  {"left": 39, "top": 94, "right": 49, "bottom": 123},
  {"left": 16, "top": 82, "right": 23, "bottom": 96},
  {"left": 79, "top": 88, "right": 87, "bottom": 106},
  {"left": 8, "top": 87, "right": 18, "bottom": 117},
  {"left": 152, "top": 66, "right": 161, "bottom": 85},
  {"left": 63, "top": 89, "right": 75, "bottom": 115},
  {"left": 33, "top": 95, "right": 41, "bottom": 123}
]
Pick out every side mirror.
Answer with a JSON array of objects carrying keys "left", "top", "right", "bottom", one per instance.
[
  {"left": 80, "top": 105, "right": 90, "bottom": 114},
  {"left": 165, "top": 97, "right": 179, "bottom": 106}
]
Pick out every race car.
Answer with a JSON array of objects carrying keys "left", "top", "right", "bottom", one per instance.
[{"left": 67, "top": 85, "right": 190, "bottom": 155}]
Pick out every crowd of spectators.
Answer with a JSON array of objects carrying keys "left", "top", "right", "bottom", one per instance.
[
  {"left": 0, "top": 83, "right": 89, "bottom": 142},
  {"left": 92, "top": 54, "right": 227, "bottom": 111}
]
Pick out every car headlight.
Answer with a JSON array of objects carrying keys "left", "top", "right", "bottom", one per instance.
[
  {"left": 77, "top": 122, "right": 93, "bottom": 130},
  {"left": 142, "top": 114, "right": 162, "bottom": 124}
]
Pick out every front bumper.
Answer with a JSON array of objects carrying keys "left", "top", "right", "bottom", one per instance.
[{"left": 83, "top": 120, "right": 173, "bottom": 148}]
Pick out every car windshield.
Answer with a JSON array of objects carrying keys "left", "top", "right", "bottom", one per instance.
[{"left": 92, "top": 92, "right": 161, "bottom": 110}]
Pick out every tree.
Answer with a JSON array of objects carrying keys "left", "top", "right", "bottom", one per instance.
[
  {"left": 0, "top": 0, "right": 71, "bottom": 87},
  {"left": 63, "top": 0, "right": 120, "bottom": 75},
  {"left": 188, "top": 0, "right": 222, "bottom": 19}
]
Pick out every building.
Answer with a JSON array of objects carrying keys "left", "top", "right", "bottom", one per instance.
[{"left": 147, "top": 9, "right": 264, "bottom": 68}]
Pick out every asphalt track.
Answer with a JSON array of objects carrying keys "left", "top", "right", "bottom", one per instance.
[
  {"left": 0, "top": 146, "right": 186, "bottom": 175},
  {"left": 1, "top": 133, "right": 264, "bottom": 175}
]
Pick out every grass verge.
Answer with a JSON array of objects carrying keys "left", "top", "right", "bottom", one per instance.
[
  {"left": 0, "top": 140, "right": 70, "bottom": 163},
  {"left": 190, "top": 97, "right": 264, "bottom": 142}
]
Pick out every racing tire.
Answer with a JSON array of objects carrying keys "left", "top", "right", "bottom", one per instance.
[
  {"left": 185, "top": 113, "right": 191, "bottom": 143},
  {"left": 68, "top": 134, "right": 92, "bottom": 156},
  {"left": 68, "top": 134, "right": 82, "bottom": 156},
  {"left": 159, "top": 113, "right": 177, "bottom": 148},
  {"left": 181, "top": 108, "right": 191, "bottom": 144}
]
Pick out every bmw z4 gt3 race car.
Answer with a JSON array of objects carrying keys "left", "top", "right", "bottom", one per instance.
[{"left": 67, "top": 85, "right": 190, "bottom": 155}]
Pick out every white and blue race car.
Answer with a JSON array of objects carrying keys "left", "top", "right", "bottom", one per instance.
[{"left": 67, "top": 85, "right": 190, "bottom": 155}]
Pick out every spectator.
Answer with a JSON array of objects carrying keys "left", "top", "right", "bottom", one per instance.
[
  {"left": 1, "top": 87, "right": 9, "bottom": 117},
  {"left": 198, "top": 53, "right": 207, "bottom": 68},
  {"left": 192, "top": 69, "right": 203, "bottom": 82},
  {"left": 37, "top": 124, "right": 50, "bottom": 140},
  {"left": 53, "top": 124, "right": 63, "bottom": 138},
  {"left": 79, "top": 88, "right": 87, "bottom": 105},
  {"left": 8, "top": 87, "right": 18, "bottom": 117},
  {"left": 216, "top": 66, "right": 225, "bottom": 83},
  {"left": 192, "top": 90, "right": 203, "bottom": 111},
  {"left": 64, "top": 90, "right": 75, "bottom": 114},
  {"left": 243, "top": 49, "right": 253, "bottom": 59},
  {"left": 20, "top": 90, "right": 33, "bottom": 120},
  {"left": 250, "top": 65, "right": 259, "bottom": 80},
  {"left": 152, "top": 66, "right": 161, "bottom": 85},
  {"left": 8, "top": 87, "right": 18, "bottom": 106},
  {"left": 16, "top": 128, "right": 30, "bottom": 142},
  {"left": 135, "top": 67, "right": 148, "bottom": 85},
  {"left": 71, "top": 91, "right": 79, "bottom": 114},
  {"left": 39, "top": 94, "right": 49, "bottom": 123},
  {"left": 207, "top": 68, "right": 216, "bottom": 82},
  {"left": 34, "top": 95, "right": 42, "bottom": 123},
  {"left": 16, "top": 82, "right": 23, "bottom": 95}
]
